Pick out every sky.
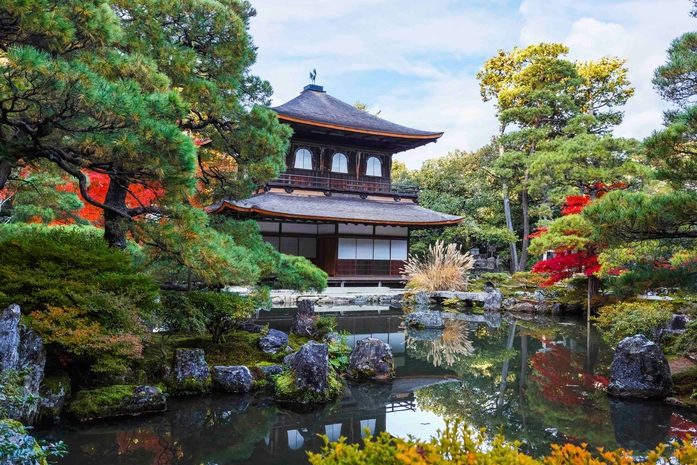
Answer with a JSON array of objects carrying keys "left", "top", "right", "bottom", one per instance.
[{"left": 248, "top": 0, "right": 696, "bottom": 169}]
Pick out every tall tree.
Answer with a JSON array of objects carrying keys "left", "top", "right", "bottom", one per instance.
[
  {"left": 0, "top": 0, "right": 291, "bottom": 252},
  {"left": 478, "top": 44, "right": 633, "bottom": 271}
]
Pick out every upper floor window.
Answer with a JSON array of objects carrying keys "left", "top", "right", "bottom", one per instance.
[
  {"left": 331, "top": 153, "right": 348, "bottom": 173},
  {"left": 294, "top": 148, "right": 313, "bottom": 170},
  {"left": 366, "top": 156, "right": 382, "bottom": 177}
]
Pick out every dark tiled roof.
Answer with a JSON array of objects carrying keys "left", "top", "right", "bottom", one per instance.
[
  {"left": 207, "top": 192, "right": 463, "bottom": 227},
  {"left": 271, "top": 89, "right": 443, "bottom": 139}
]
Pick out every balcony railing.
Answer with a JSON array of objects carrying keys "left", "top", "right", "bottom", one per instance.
[{"left": 267, "top": 171, "right": 419, "bottom": 199}]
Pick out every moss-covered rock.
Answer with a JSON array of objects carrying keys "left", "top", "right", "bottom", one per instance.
[
  {"left": 169, "top": 348, "right": 211, "bottom": 396},
  {"left": 274, "top": 341, "right": 343, "bottom": 404},
  {"left": 67, "top": 385, "right": 166, "bottom": 421},
  {"left": 39, "top": 372, "right": 71, "bottom": 421}
]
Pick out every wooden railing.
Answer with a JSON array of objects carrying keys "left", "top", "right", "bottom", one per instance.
[{"left": 268, "top": 172, "right": 419, "bottom": 199}]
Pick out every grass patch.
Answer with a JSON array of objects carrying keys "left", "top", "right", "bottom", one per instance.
[{"left": 68, "top": 385, "right": 136, "bottom": 419}]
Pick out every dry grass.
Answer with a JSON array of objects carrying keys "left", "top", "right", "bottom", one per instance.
[
  {"left": 402, "top": 240, "right": 475, "bottom": 291},
  {"left": 409, "top": 320, "right": 474, "bottom": 368}
]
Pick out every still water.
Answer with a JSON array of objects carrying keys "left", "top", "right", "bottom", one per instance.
[{"left": 41, "top": 308, "right": 697, "bottom": 464}]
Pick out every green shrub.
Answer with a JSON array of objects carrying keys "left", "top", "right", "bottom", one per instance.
[
  {"left": 0, "top": 225, "right": 159, "bottom": 376},
  {"left": 274, "top": 254, "right": 327, "bottom": 292},
  {"left": 161, "top": 290, "right": 255, "bottom": 343},
  {"left": 308, "top": 418, "right": 697, "bottom": 464},
  {"left": 315, "top": 316, "right": 337, "bottom": 339},
  {"left": 0, "top": 419, "right": 67, "bottom": 465},
  {"left": 593, "top": 300, "right": 673, "bottom": 346},
  {"left": 480, "top": 272, "right": 511, "bottom": 286}
]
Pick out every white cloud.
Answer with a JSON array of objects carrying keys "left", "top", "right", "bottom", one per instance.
[{"left": 248, "top": 0, "right": 697, "bottom": 169}]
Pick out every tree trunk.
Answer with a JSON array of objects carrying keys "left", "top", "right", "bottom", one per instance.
[
  {"left": 499, "top": 127, "right": 519, "bottom": 273},
  {"left": 0, "top": 163, "right": 11, "bottom": 190},
  {"left": 517, "top": 177, "right": 530, "bottom": 271},
  {"left": 503, "top": 185, "right": 518, "bottom": 273},
  {"left": 587, "top": 274, "right": 601, "bottom": 317},
  {"left": 103, "top": 174, "right": 130, "bottom": 249}
]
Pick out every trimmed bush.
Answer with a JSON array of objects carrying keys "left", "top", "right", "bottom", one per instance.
[{"left": 594, "top": 300, "right": 673, "bottom": 345}]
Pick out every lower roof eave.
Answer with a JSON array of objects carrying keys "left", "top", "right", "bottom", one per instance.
[{"left": 206, "top": 200, "right": 463, "bottom": 228}]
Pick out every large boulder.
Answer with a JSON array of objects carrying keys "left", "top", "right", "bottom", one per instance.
[
  {"left": 348, "top": 338, "right": 394, "bottom": 380},
  {"left": 211, "top": 366, "right": 253, "bottom": 393},
  {"left": 38, "top": 373, "right": 71, "bottom": 422},
  {"left": 0, "top": 304, "right": 46, "bottom": 424},
  {"left": 414, "top": 291, "right": 430, "bottom": 306},
  {"left": 291, "top": 300, "right": 317, "bottom": 337},
  {"left": 170, "top": 348, "right": 211, "bottom": 396},
  {"left": 607, "top": 334, "right": 673, "bottom": 399},
  {"left": 259, "top": 329, "right": 289, "bottom": 354},
  {"left": 0, "top": 304, "right": 21, "bottom": 371},
  {"left": 405, "top": 310, "right": 444, "bottom": 329},
  {"left": 512, "top": 302, "right": 536, "bottom": 313},
  {"left": 275, "top": 341, "right": 341, "bottom": 404},
  {"left": 666, "top": 314, "right": 690, "bottom": 334},
  {"left": 68, "top": 385, "right": 166, "bottom": 421},
  {"left": 502, "top": 298, "right": 518, "bottom": 311},
  {"left": 483, "top": 288, "right": 502, "bottom": 311}
]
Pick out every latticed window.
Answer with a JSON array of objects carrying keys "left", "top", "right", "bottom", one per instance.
[
  {"left": 294, "top": 148, "right": 312, "bottom": 169},
  {"left": 366, "top": 156, "right": 382, "bottom": 176},
  {"left": 332, "top": 152, "right": 348, "bottom": 173}
]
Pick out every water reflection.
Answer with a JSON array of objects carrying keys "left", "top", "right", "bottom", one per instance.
[{"left": 42, "top": 312, "right": 697, "bottom": 464}]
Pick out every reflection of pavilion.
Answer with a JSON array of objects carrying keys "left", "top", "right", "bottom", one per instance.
[{"left": 256, "top": 377, "right": 457, "bottom": 462}]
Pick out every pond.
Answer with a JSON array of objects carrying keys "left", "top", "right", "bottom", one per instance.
[{"left": 40, "top": 308, "right": 697, "bottom": 464}]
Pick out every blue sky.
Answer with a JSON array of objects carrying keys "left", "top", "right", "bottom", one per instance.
[{"left": 249, "top": 0, "right": 695, "bottom": 168}]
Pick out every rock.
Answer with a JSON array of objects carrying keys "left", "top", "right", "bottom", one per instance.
[
  {"left": 405, "top": 311, "right": 444, "bottom": 329},
  {"left": 414, "top": 291, "right": 430, "bottom": 306},
  {"left": 275, "top": 341, "right": 341, "bottom": 404},
  {"left": 483, "top": 288, "right": 502, "bottom": 311},
  {"left": 551, "top": 303, "right": 563, "bottom": 315},
  {"left": 15, "top": 327, "right": 46, "bottom": 423},
  {"left": 0, "top": 304, "right": 47, "bottom": 424},
  {"left": 502, "top": 298, "right": 518, "bottom": 311},
  {"left": 38, "top": 373, "right": 71, "bottom": 422},
  {"left": 323, "top": 331, "right": 341, "bottom": 345},
  {"left": 260, "top": 364, "right": 283, "bottom": 378},
  {"left": 0, "top": 304, "right": 21, "bottom": 372},
  {"left": 68, "top": 385, "right": 166, "bottom": 421},
  {"left": 486, "top": 257, "right": 496, "bottom": 269},
  {"left": 271, "top": 296, "right": 285, "bottom": 305},
  {"left": 533, "top": 289, "right": 546, "bottom": 302},
  {"left": 211, "top": 366, "right": 253, "bottom": 393},
  {"left": 535, "top": 302, "right": 552, "bottom": 314},
  {"left": 238, "top": 323, "right": 265, "bottom": 333},
  {"left": 406, "top": 327, "right": 443, "bottom": 341},
  {"left": 348, "top": 338, "right": 394, "bottom": 380},
  {"left": 259, "top": 329, "right": 289, "bottom": 354},
  {"left": 666, "top": 314, "right": 690, "bottom": 334},
  {"left": 609, "top": 397, "right": 672, "bottom": 451},
  {"left": 512, "top": 302, "right": 536, "bottom": 313},
  {"left": 607, "top": 334, "right": 673, "bottom": 399},
  {"left": 283, "top": 352, "right": 296, "bottom": 369},
  {"left": 291, "top": 300, "right": 317, "bottom": 337},
  {"left": 171, "top": 348, "right": 211, "bottom": 396}
]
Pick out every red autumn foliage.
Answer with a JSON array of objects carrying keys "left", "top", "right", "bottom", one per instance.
[
  {"left": 670, "top": 413, "right": 697, "bottom": 443},
  {"left": 117, "top": 430, "right": 183, "bottom": 465},
  {"left": 58, "top": 172, "right": 163, "bottom": 225},
  {"left": 530, "top": 342, "right": 608, "bottom": 406},
  {"left": 532, "top": 252, "right": 601, "bottom": 287},
  {"left": 560, "top": 196, "right": 590, "bottom": 215}
]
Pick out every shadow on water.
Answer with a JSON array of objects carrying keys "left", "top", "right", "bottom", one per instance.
[{"left": 40, "top": 309, "right": 697, "bottom": 464}]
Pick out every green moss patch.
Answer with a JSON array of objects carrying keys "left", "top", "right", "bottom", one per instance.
[
  {"left": 672, "top": 366, "right": 697, "bottom": 408},
  {"left": 68, "top": 385, "right": 166, "bottom": 421},
  {"left": 275, "top": 369, "right": 343, "bottom": 404}
]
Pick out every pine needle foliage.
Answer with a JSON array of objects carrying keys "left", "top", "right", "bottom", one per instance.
[{"left": 402, "top": 241, "right": 475, "bottom": 292}]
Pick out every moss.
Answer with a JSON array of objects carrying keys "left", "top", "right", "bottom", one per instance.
[
  {"left": 166, "top": 375, "right": 211, "bottom": 397},
  {"left": 274, "top": 368, "right": 343, "bottom": 404},
  {"left": 68, "top": 385, "right": 136, "bottom": 419},
  {"left": 288, "top": 334, "right": 311, "bottom": 352},
  {"left": 68, "top": 384, "right": 167, "bottom": 421},
  {"left": 140, "top": 330, "right": 288, "bottom": 383},
  {"left": 41, "top": 372, "right": 71, "bottom": 397}
]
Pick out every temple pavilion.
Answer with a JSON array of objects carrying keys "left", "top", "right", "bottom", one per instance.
[{"left": 208, "top": 84, "right": 463, "bottom": 286}]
